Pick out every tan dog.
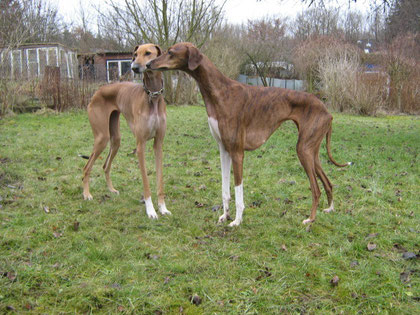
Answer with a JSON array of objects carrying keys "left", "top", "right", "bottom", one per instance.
[
  {"left": 82, "top": 44, "right": 171, "bottom": 219},
  {"left": 147, "top": 42, "right": 351, "bottom": 226}
]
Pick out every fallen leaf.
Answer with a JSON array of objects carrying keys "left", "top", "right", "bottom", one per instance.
[
  {"left": 117, "top": 306, "right": 125, "bottom": 312},
  {"left": 111, "top": 283, "right": 122, "bottom": 290},
  {"left": 7, "top": 271, "right": 16, "bottom": 281},
  {"left": 367, "top": 243, "right": 377, "bottom": 251},
  {"left": 53, "top": 231, "right": 63, "bottom": 238},
  {"left": 350, "top": 261, "right": 359, "bottom": 268},
  {"left": 199, "top": 184, "right": 207, "bottom": 190},
  {"left": 284, "top": 198, "right": 293, "bottom": 204},
  {"left": 402, "top": 252, "right": 417, "bottom": 260},
  {"left": 191, "top": 295, "right": 202, "bottom": 306},
  {"left": 24, "top": 303, "right": 33, "bottom": 310},
  {"left": 250, "top": 200, "right": 262, "bottom": 208},
  {"left": 256, "top": 267, "right": 272, "bottom": 280},
  {"left": 366, "top": 233, "right": 379, "bottom": 240},
  {"left": 281, "top": 244, "right": 287, "bottom": 251},
  {"left": 73, "top": 221, "right": 80, "bottom": 231},
  {"left": 211, "top": 205, "right": 221, "bottom": 212},
  {"left": 400, "top": 271, "right": 411, "bottom": 283},
  {"left": 330, "top": 275, "right": 339, "bottom": 287},
  {"left": 43, "top": 206, "right": 50, "bottom": 213},
  {"left": 194, "top": 201, "right": 204, "bottom": 208},
  {"left": 164, "top": 276, "right": 170, "bottom": 284}
]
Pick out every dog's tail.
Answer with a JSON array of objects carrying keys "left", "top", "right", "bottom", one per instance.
[
  {"left": 326, "top": 122, "right": 352, "bottom": 167},
  {"left": 78, "top": 154, "right": 90, "bottom": 160}
]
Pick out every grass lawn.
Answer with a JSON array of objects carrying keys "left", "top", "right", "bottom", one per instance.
[{"left": 0, "top": 106, "right": 419, "bottom": 314}]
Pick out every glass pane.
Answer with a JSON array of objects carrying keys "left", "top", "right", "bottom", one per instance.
[
  {"left": 121, "top": 61, "right": 131, "bottom": 76},
  {"left": 108, "top": 62, "right": 119, "bottom": 82}
]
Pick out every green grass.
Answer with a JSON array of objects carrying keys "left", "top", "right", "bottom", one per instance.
[{"left": 0, "top": 106, "right": 419, "bottom": 314}]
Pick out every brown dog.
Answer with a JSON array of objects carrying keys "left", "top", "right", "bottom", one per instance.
[
  {"left": 147, "top": 42, "right": 350, "bottom": 226},
  {"left": 82, "top": 44, "right": 171, "bottom": 219}
]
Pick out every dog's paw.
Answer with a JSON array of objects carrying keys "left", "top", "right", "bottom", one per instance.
[
  {"left": 159, "top": 204, "right": 172, "bottom": 216},
  {"left": 228, "top": 219, "right": 241, "bottom": 227},
  {"left": 218, "top": 213, "right": 230, "bottom": 223},
  {"left": 147, "top": 211, "right": 158, "bottom": 219},
  {"left": 109, "top": 188, "right": 120, "bottom": 195},
  {"left": 323, "top": 207, "right": 334, "bottom": 213},
  {"left": 302, "top": 218, "right": 314, "bottom": 225},
  {"left": 323, "top": 202, "right": 334, "bottom": 213},
  {"left": 83, "top": 193, "right": 93, "bottom": 201}
]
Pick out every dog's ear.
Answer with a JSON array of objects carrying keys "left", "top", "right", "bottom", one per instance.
[
  {"left": 133, "top": 45, "right": 139, "bottom": 53},
  {"left": 154, "top": 45, "right": 162, "bottom": 56},
  {"left": 187, "top": 46, "right": 203, "bottom": 71}
]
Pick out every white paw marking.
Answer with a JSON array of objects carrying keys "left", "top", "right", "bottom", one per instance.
[
  {"left": 83, "top": 193, "right": 93, "bottom": 201},
  {"left": 302, "top": 218, "right": 313, "bottom": 225},
  {"left": 158, "top": 203, "right": 172, "bottom": 215},
  {"left": 218, "top": 213, "right": 230, "bottom": 223},
  {"left": 144, "top": 197, "right": 158, "bottom": 219},
  {"left": 323, "top": 201, "right": 334, "bottom": 213},
  {"left": 228, "top": 219, "right": 242, "bottom": 227},
  {"left": 109, "top": 188, "right": 120, "bottom": 195}
]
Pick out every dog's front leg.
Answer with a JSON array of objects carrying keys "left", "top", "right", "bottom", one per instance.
[
  {"left": 136, "top": 140, "right": 158, "bottom": 219},
  {"left": 218, "top": 144, "right": 232, "bottom": 223},
  {"left": 154, "top": 134, "right": 171, "bottom": 216},
  {"left": 229, "top": 151, "right": 245, "bottom": 227}
]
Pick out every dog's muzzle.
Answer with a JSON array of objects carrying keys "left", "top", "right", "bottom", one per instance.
[{"left": 131, "top": 63, "right": 142, "bottom": 74}]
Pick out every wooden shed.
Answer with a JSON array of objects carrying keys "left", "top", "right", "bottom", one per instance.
[{"left": 78, "top": 51, "right": 133, "bottom": 82}]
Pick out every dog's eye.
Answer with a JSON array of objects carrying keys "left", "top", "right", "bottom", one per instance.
[{"left": 145, "top": 51, "right": 151, "bottom": 56}]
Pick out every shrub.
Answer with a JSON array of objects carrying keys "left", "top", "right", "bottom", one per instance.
[{"left": 318, "top": 49, "right": 388, "bottom": 115}]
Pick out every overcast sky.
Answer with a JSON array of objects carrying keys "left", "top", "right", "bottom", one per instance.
[{"left": 55, "top": 0, "right": 372, "bottom": 29}]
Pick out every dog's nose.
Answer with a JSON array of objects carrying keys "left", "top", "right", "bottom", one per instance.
[{"left": 131, "top": 63, "right": 140, "bottom": 73}]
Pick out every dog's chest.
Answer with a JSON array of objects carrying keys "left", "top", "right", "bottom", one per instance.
[
  {"left": 147, "top": 113, "right": 160, "bottom": 139},
  {"left": 208, "top": 117, "right": 222, "bottom": 144}
]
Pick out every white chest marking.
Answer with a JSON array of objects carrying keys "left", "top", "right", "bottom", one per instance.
[
  {"left": 147, "top": 114, "right": 160, "bottom": 139},
  {"left": 208, "top": 117, "right": 222, "bottom": 144}
]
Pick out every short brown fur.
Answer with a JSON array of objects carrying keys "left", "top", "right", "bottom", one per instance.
[
  {"left": 147, "top": 42, "right": 349, "bottom": 225},
  {"left": 82, "top": 44, "right": 171, "bottom": 218}
]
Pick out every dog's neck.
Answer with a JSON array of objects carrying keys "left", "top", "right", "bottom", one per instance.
[
  {"left": 143, "top": 70, "right": 163, "bottom": 94},
  {"left": 187, "top": 56, "right": 233, "bottom": 118}
]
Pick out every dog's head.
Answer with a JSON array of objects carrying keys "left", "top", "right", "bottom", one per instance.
[
  {"left": 146, "top": 42, "right": 203, "bottom": 72},
  {"left": 131, "top": 44, "right": 162, "bottom": 74}
]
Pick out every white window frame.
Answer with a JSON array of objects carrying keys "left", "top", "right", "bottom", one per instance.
[{"left": 106, "top": 59, "right": 132, "bottom": 82}]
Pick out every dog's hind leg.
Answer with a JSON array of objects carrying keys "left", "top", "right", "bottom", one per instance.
[
  {"left": 314, "top": 155, "right": 334, "bottom": 213},
  {"left": 83, "top": 109, "right": 110, "bottom": 200},
  {"left": 103, "top": 110, "right": 121, "bottom": 195},
  {"left": 297, "top": 136, "right": 321, "bottom": 225}
]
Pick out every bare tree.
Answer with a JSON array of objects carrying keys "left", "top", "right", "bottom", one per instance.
[
  {"left": 97, "top": 0, "right": 226, "bottom": 103},
  {"left": 99, "top": 0, "right": 226, "bottom": 48},
  {"left": 386, "top": 0, "right": 420, "bottom": 40},
  {"left": 240, "top": 17, "right": 293, "bottom": 86},
  {"left": 292, "top": 6, "right": 341, "bottom": 40}
]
